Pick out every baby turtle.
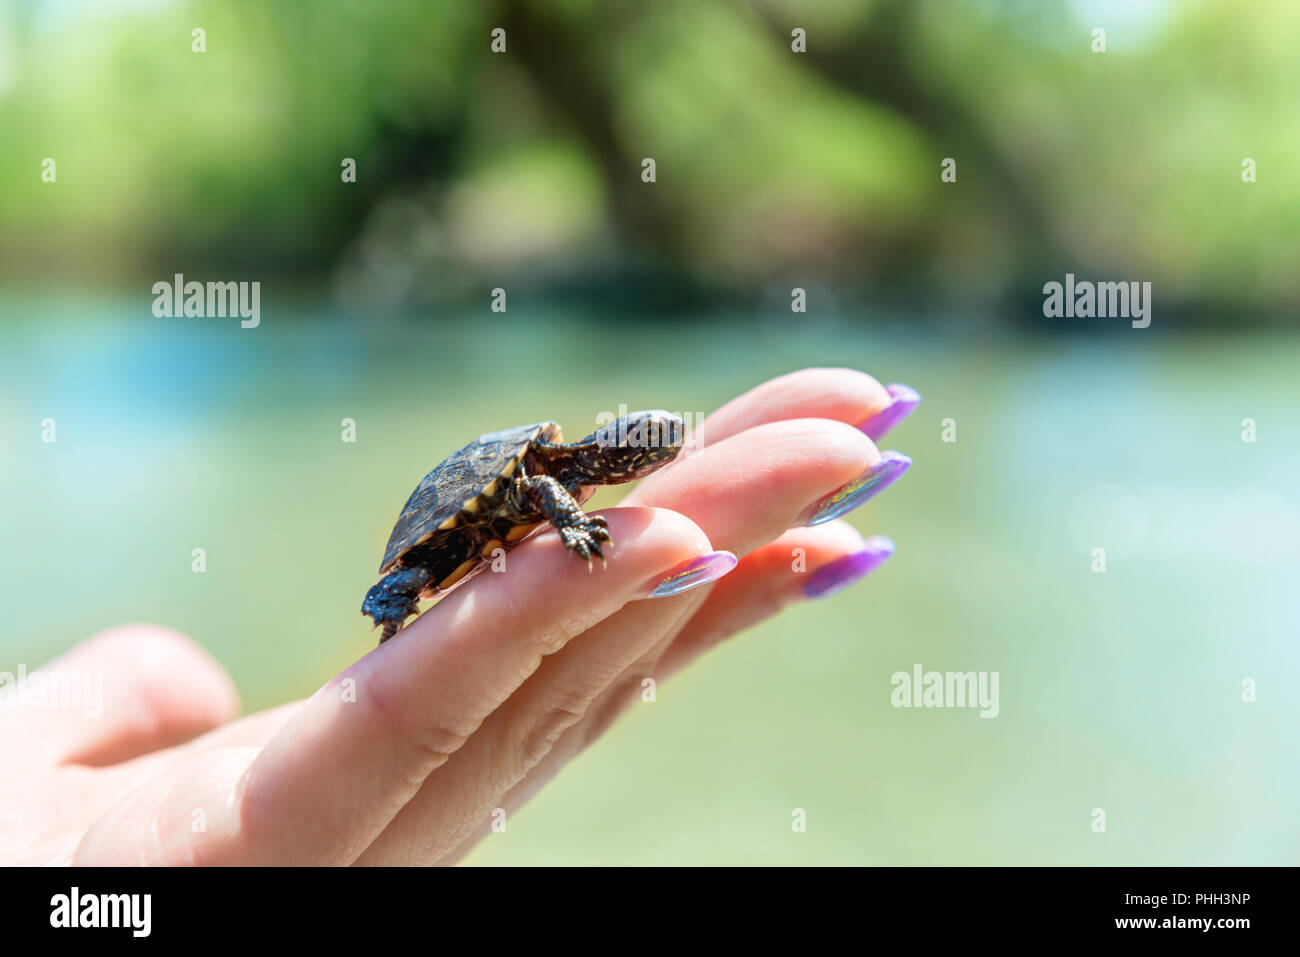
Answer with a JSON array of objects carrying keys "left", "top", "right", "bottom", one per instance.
[{"left": 362, "top": 410, "right": 686, "bottom": 642}]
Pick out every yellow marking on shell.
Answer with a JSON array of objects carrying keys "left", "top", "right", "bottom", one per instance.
[
  {"left": 416, "top": 531, "right": 435, "bottom": 546},
  {"left": 438, "top": 557, "right": 479, "bottom": 589},
  {"left": 500, "top": 457, "right": 518, "bottom": 479},
  {"left": 462, "top": 497, "right": 481, "bottom": 514},
  {"left": 506, "top": 521, "right": 541, "bottom": 543},
  {"left": 437, "top": 514, "right": 458, "bottom": 530},
  {"left": 481, "top": 538, "right": 503, "bottom": 558},
  {"left": 481, "top": 478, "right": 499, "bottom": 497}
]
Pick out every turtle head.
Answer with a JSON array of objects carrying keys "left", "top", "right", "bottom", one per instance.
[{"left": 569, "top": 410, "right": 686, "bottom": 483}]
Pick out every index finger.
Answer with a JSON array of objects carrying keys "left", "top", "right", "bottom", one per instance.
[
  {"left": 227, "top": 507, "right": 720, "bottom": 865},
  {"left": 695, "top": 366, "right": 893, "bottom": 446}
]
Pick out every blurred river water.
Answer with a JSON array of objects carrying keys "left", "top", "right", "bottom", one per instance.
[{"left": 2, "top": 296, "right": 1297, "bottom": 864}]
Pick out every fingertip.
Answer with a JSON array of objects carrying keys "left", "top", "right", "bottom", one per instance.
[
  {"left": 519, "top": 506, "right": 720, "bottom": 604},
  {"left": 600, "top": 505, "right": 715, "bottom": 565},
  {"left": 58, "top": 623, "right": 240, "bottom": 766},
  {"left": 92, "top": 623, "right": 241, "bottom": 724}
]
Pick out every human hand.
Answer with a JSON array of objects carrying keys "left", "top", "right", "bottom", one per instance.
[{"left": 0, "top": 367, "right": 918, "bottom": 865}]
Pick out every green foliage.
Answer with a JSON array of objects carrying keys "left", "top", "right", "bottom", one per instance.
[{"left": 0, "top": 0, "right": 1295, "bottom": 314}]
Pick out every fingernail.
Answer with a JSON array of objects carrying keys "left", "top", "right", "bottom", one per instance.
[
  {"left": 803, "top": 536, "right": 895, "bottom": 600},
  {"left": 636, "top": 551, "right": 738, "bottom": 599},
  {"left": 799, "top": 451, "right": 911, "bottom": 526},
  {"left": 858, "top": 384, "right": 921, "bottom": 442}
]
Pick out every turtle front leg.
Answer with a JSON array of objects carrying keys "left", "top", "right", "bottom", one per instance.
[
  {"left": 362, "top": 565, "right": 431, "bottom": 642},
  {"left": 511, "top": 474, "right": 611, "bottom": 565}
]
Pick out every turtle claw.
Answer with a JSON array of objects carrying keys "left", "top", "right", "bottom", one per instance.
[{"left": 560, "top": 518, "right": 611, "bottom": 568}]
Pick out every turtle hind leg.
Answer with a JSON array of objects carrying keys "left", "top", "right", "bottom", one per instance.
[
  {"left": 362, "top": 565, "right": 430, "bottom": 644},
  {"left": 511, "top": 474, "right": 612, "bottom": 566}
]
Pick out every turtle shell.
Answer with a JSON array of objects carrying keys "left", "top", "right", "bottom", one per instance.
[{"left": 379, "top": 421, "right": 563, "bottom": 574}]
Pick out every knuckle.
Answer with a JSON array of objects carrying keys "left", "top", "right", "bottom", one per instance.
[
  {"left": 362, "top": 677, "right": 474, "bottom": 770},
  {"left": 518, "top": 691, "right": 590, "bottom": 770},
  {"left": 528, "top": 612, "right": 588, "bottom": 659},
  {"left": 579, "top": 677, "right": 643, "bottom": 751}
]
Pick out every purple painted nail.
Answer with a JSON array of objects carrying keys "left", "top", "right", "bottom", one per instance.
[
  {"left": 638, "top": 551, "right": 738, "bottom": 599},
  {"left": 799, "top": 451, "right": 911, "bottom": 526},
  {"left": 859, "top": 384, "right": 921, "bottom": 442},
  {"left": 803, "top": 536, "right": 895, "bottom": 599}
]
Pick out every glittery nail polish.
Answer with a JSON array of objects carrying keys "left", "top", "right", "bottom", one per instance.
[
  {"left": 799, "top": 451, "right": 911, "bottom": 526},
  {"left": 803, "top": 536, "right": 895, "bottom": 599},
  {"left": 636, "top": 551, "right": 738, "bottom": 599},
  {"left": 859, "top": 384, "right": 921, "bottom": 443}
]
